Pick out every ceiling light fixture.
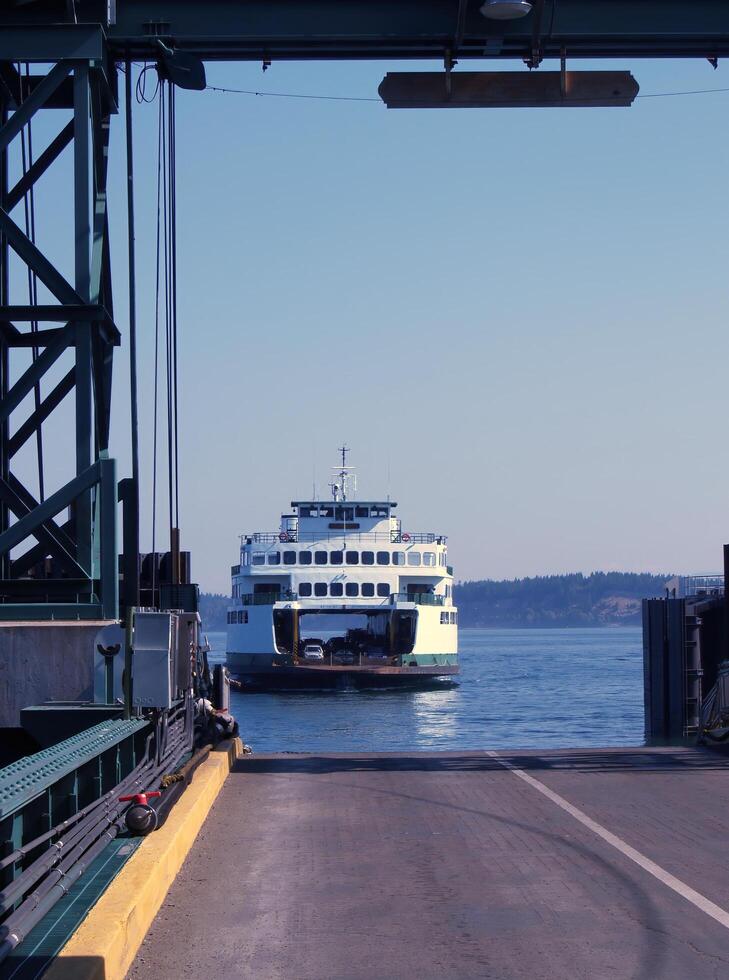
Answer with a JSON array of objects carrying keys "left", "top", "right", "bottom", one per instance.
[{"left": 479, "top": 0, "right": 533, "bottom": 20}]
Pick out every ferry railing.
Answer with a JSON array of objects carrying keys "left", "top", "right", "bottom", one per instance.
[
  {"left": 238, "top": 591, "right": 447, "bottom": 607},
  {"left": 240, "top": 591, "right": 296, "bottom": 606},
  {"left": 392, "top": 592, "right": 446, "bottom": 606},
  {"left": 681, "top": 575, "right": 724, "bottom": 598},
  {"left": 244, "top": 531, "right": 446, "bottom": 546}
]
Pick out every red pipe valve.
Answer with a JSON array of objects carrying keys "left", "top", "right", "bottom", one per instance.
[
  {"left": 119, "top": 792, "right": 161, "bottom": 805},
  {"left": 119, "top": 791, "right": 162, "bottom": 835}
]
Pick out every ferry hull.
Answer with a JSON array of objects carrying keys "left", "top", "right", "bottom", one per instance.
[{"left": 228, "top": 662, "right": 459, "bottom": 691}]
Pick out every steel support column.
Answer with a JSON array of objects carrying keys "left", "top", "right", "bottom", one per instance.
[{"left": 0, "top": 35, "right": 120, "bottom": 621}]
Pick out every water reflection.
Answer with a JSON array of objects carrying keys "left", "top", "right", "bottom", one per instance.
[
  {"left": 208, "top": 627, "right": 644, "bottom": 753},
  {"left": 410, "top": 689, "right": 460, "bottom": 745}
]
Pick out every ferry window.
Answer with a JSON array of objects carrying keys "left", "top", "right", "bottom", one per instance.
[
  {"left": 299, "top": 582, "right": 312, "bottom": 597},
  {"left": 252, "top": 552, "right": 265, "bottom": 565},
  {"left": 440, "top": 612, "right": 447, "bottom": 624},
  {"left": 314, "top": 582, "right": 327, "bottom": 597},
  {"left": 330, "top": 551, "right": 344, "bottom": 565},
  {"left": 362, "top": 551, "right": 374, "bottom": 565},
  {"left": 407, "top": 552, "right": 421, "bottom": 566},
  {"left": 346, "top": 550, "right": 359, "bottom": 564},
  {"left": 376, "top": 551, "right": 390, "bottom": 566},
  {"left": 423, "top": 552, "right": 436, "bottom": 566},
  {"left": 299, "top": 506, "right": 313, "bottom": 517},
  {"left": 267, "top": 552, "right": 281, "bottom": 565},
  {"left": 283, "top": 551, "right": 296, "bottom": 565},
  {"left": 371, "top": 505, "right": 388, "bottom": 517},
  {"left": 226, "top": 612, "right": 231, "bottom": 624},
  {"left": 330, "top": 582, "right": 344, "bottom": 597},
  {"left": 335, "top": 506, "right": 354, "bottom": 521},
  {"left": 315, "top": 551, "right": 327, "bottom": 565},
  {"left": 355, "top": 506, "right": 369, "bottom": 518},
  {"left": 238, "top": 611, "right": 248, "bottom": 624},
  {"left": 377, "top": 583, "right": 390, "bottom": 598},
  {"left": 299, "top": 550, "right": 312, "bottom": 565},
  {"left": 319, "top": 506, "right": 334, "bottom": 518},
  {"left": 361, "top": 583, "right": 375, "bottom": 597},
  {"left": 345, "top": 582, "right": 359, "bottom": 597},
  {"left": 242, "top": 552, "right": 250, "bottom": 566},
  {"left": 392, "top": 552, "right": 405, "bottom": 566}
]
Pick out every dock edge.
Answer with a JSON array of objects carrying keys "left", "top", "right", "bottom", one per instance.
[{"left": 42, "top": 737, "right": 243, "bottom": 980}]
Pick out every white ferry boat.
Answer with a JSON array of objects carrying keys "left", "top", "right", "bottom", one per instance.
[{"left": 226, "top": 451, "right": 458, "bottom": 689}]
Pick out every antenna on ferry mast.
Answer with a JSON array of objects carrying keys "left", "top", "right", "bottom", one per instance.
[
  {"left": 339, "top": 444, "right": 349, "bottom": 500},
  {"left": 330, "top": 445, "right": 356, "bottom": 502}
]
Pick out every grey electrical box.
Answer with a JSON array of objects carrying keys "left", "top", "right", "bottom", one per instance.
[
  {"left": 132, "top": 611, "right": 176, "bottom": 709},
  {"left": 173, "top": 611, "right": 200, "bottom": 695}
]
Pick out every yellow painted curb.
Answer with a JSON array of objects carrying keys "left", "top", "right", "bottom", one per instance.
[{"left": 43, "top": 738, "right": 242, "bottom": 980}]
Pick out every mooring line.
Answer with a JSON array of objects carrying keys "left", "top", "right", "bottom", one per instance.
[{"left": 486, "top": 750, "right": 729, "bottom": 931}]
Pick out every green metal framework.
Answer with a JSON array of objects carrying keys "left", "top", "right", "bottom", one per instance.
[
  {"left": 0, "top": 719, "right": 148, "bottom": 894},
  {"left": 0, "top": 32, "right": 120, "bottom": 620}
]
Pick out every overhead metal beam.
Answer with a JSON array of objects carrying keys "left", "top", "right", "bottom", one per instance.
[
  {"left": 107, "top": 1, "right": 729, "bottom": 61},
  {"left": 1, "top": 3, "right": 729, "bottom": 62}
]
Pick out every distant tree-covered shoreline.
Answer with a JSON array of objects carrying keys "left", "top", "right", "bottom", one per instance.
[
  {"left": 454, "top": 571, "right": 670, "bottom": 628},
  {"left": 199, "top": 571, "right": 670, "bottom": 632}
]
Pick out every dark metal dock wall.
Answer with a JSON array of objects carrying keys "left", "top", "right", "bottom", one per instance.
[{"left": 643, "top": 595, "right": 724, "bottom": 740}]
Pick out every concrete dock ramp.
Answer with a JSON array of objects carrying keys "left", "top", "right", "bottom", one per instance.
[{"left": 128, "top": 747, "right": 729, "bottom": 979}]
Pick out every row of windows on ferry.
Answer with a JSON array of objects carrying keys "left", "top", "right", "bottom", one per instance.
[
  {"left": 227, "top": 606, "right": 458, "bottom": 624},
  {"left": 231, "top": 582, "right": 452, "bottom": 599},
  {"left": 244, "top": 549, "right": 446, "bottom": 568},
  {"left": 298, "top": 505, "right": 389, "bottom": 519}
]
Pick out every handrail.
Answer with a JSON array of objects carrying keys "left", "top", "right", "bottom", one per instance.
[
  {"left": 238, "top": 591, "right": 450, "bottom": 607},
  {"left": 392, "top": 592, "right": 446, "bottom": 606},
  {"left": 242, "top": 530, "right": 446, "bottom": 546},
  {"left": 240, "top": 591, "right": 296, "bottom": 606}
]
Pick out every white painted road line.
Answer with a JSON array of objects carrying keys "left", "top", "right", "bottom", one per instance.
[{"left": 486, "top": 750, "right": 729, "bottom": 931}]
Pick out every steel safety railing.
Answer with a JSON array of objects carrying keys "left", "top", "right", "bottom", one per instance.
[
  {"left": 243, "top": 530, "right": 446, "bottom": 545},
  {"left": 681, "top": 575, "right": 724, "bottom": 598},
  {"left": 236, "top": 591, "right": 449, "bottom": 607},
  {"left": 392, "top": 592, "right": 446, "bottom": 606},
  {"left": 240, "top": 591, "right": 297, "bottom": 606}
]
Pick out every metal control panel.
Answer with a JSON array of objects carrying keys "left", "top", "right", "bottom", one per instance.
[{"left": 132, "top": 612, "right": 177, "bottom": 709}]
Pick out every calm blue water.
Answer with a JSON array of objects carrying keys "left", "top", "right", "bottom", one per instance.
[{"left": 207, "top": 627, "right": 644, "bottom": 753}]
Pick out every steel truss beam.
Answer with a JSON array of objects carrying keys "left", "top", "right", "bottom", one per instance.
[
  {"left": 4, "top": 2, "right": 729, "bottom": 62},
  {"left": 0, "top": 43, "right": 120, "bottom": 622}
]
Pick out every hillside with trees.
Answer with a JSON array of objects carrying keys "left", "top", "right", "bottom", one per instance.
[
  {"left": 454, "top": 572, "right": 669, "bottom": 628},
  {"left": 200, "top": 571, "right": 670, "bottom": 632}
]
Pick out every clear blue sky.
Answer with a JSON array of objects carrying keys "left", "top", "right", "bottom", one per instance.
[{"left": 9, "top": 56, "right": 729, "bottom": 593}]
